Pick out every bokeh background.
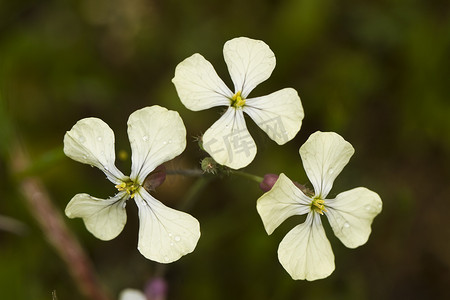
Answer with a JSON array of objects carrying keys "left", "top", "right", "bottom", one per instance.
[{"left": 1, "top": 0, "right": 449, "bottom": 299}]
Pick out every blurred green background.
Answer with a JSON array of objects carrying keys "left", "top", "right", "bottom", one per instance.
[{"left": 1, "top": 0, "right": 449, "bottom": 299}]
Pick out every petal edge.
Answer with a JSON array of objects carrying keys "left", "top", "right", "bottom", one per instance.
[
  {"left": 135, "top": 188, "right": 200, "bottom": 263},
  {"left": 300, "top": 131, "right": 354, "bottom": 198},
  {"left": 65, "top": 192, "right": 128, "bottom": 241},
  {"left": 256, "top": 173, "right": 311, "bottom": 235},
  {"left": 325, "top": 187, "right": 382, "bottom": 248},
  {"left": 278, "top": 213, "right": 335, "bottom": 281}
]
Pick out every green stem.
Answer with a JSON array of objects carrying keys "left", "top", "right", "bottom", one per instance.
[
  {"left": 179, "top": 176, "right": 213, "bottom": 211},
  {"left": 230, "top": 170, "right": 263, "bottom": 183},
  {"left": 166, "top": 168, "right": 204, "bottom": 177}
]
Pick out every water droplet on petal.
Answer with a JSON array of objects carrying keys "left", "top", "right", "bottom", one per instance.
[
  {"left": 174, "top": 236, "right": 181, "bottom": 242},
  {"left": 328, "top": 168, "right": 334, "bottom": 175},
  {"left": 78, "top": 136, "right": 86, "bottom": 143},
  {"left": 122, "top": 202, "right": 127, "bottom": 209},
  {"left": 168, "top": 233, "right": 173, "bottom": 237},
  {"left": 170, "top": 242, "right": 174, "bottom": 246},
  {"left": 168, "top": 139, "right": 172, "bottom": 144},
  {"left": 344, "top": 222, "right": 350, "bottom": 228},
  {"left": 83, "top": 155, "right": 88, "bottom": 159},
  {"left": 164, "top": 256, "right": 170, "bottom": 262},
  {"left": 163, "top": 141, "right": 167, "bottom": 145},
  {"left": 365, "top": 205, "right": 372, "bottom": 211},
  {"left": 97, "top": 136, "right": 102, "bottom": 141},
  {"left": 142, "top": 135, "right": 149, "bottom": 141}
]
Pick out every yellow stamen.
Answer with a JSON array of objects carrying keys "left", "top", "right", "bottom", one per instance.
[
  {"left": 115, "top": 181, "right": 140, "bottom": 198},
  {"left": 311, "top": 198, "right": 327, "bottom": 215},
  {"left": 231, "top": 91, "right": 245, "bottom": 108},
  {"left": 115, "top": 182, "right": 127, "bottom": 191}
]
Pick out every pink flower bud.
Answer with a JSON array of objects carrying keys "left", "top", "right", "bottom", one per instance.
[
  {"left": 143, "top": 165, "right": 167, "bottom": 192},
  {"left": 259, "top": 173, "right": 279, "bottom": 192},
  {"left": 144, "top": 277, "right": 167, "bottom": 300}
]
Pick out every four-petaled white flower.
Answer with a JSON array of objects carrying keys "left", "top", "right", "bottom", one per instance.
[
  {"left": 63, "top": 105, "right": 200, "bottom": 263},
  {"left": 256, "top": 131, "right": 382, "bottom": 281},
  {"left": 172, "top": 37, "right": 304, "bottom": 169}
]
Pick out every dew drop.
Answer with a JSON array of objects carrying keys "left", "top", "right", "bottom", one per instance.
[
  {"left": 378, "top": 203, "right": 382, "bottom": 209},
  {"left": 97, "top": 136, "right": 102, "bottom": 141},
  {"left": 142, "top": 135, "right": 149, "bottom": 141},
  {"left": 328, "top": 168, "right": 334, "bottom": 175},
  {"left": 168, "top": 233, "right": 173, "bottom": 237},
  {"left": 142, "top": 200, "right": 147, "bottom": 206},
  {"left": 163, "top": 141, "right": 167, "bottom": 145},
  {"left": 174, "top": 236, "right": 181, "bottom": 242},
  {"left": 164, "top": 256, "right": 170, "bottom": 262},
  {"left": 168, "top": 139, "right": 172, "bottom": 144},
  {"left": 170, "top": 242, "right": 174, "bottom": 246},
  {"left": 365, "top": 205, "right": 372, "bottom": 211},
  {"left": 78, "top": 136, "right": 86, "bottom": 143},
  {"left": 343, "top": 222, "right": 350, "bottom": 228},
  {"left": 83, "top": 155, "right": 88, "bottom": 159},
  {"left": 122, "top": 202, "right": 127, "bottom": 209}
]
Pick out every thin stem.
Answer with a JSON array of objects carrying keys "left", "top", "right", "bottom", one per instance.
[
  {"left": 230, "top": 170, "right": 263, "bottom": 183},
  {"left": 0, "top": 215, "right": 27, "bottom": 235},
  {"left": 166, "top": 168, "right": 204, "bottom": 177},
  {"left": 179, "top": 176, "right": 213, "bottom": 211},
  {"left": 10, "top": 141, "right": 112, "bottom": 300}
]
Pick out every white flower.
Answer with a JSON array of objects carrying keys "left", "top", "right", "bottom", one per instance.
[
  {"left": 256, "top": 131, "right": 382, "bottom": 280},
  {"left": 63, "top": 105, "right": 200, "bottom": 263},
  {"left": 172, "top": 37, "right": 304, "bottom": 169},
  {"left": 118, "top": 289, "right": 146, "bottom": 300}
]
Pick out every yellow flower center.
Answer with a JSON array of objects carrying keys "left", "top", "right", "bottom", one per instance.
[
  {"left": 311, "top": 197, "right": 327, "bottom": 215},
  {"left": 230, "top": 91, "right": 245, "bottom": 108},
  {"left": 115, "top": 180, "right": 140, "bottom": 198}
]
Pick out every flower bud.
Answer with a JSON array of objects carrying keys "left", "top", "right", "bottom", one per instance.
[
  {"left": 259, "top": 173, "right": 279, "bottom": 192},
  {"left": 200, "top": 157, "right": 219, "bottom": 174},
  {"left": 143, "top": 164, "right": 166, "bottom": 192},
  {"left": 195, "top": 134, "right": 205, "bottom": 151},
  {"left": 145, "top": 277, "right": 167, "bottom": 300}
]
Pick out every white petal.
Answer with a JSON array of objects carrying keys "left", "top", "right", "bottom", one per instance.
[
  {"left": 325, "top": 187, "right": 382, "bottom": 248},
  {"left": 300, "top": 131, "right": 355, "bottom": 198},
  {"left": 278, "top": 213, "right": 335, "bottom": 281},
  {"left": 202, "top": 107, "right": 256, "bottom": 169},
  {"left": 223, "top": 37, "right": 276, "bottom": 98},
  {"left": 256, "top": 173, "right": 311, "bottom": 235},
  {"left": 63, "top": 118, "right": 126, "bottom": 184},
  {"left": 128, "top": 106, "right": 186, "bottom": 184},
  {"left": 172, "top": 53, "right": 233, "bottom": 111},
  {"left": 134, "top": 188, "right": 200, "bottom": 263},
  {"left": 245, "top": 88, "right": 304, "bottom": 145},
  {"left": 65, "top": 192, "right": 128, "bottom": 241},
  {"left": 118, "top": 289, "right": 146, "bottom": 300}
]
